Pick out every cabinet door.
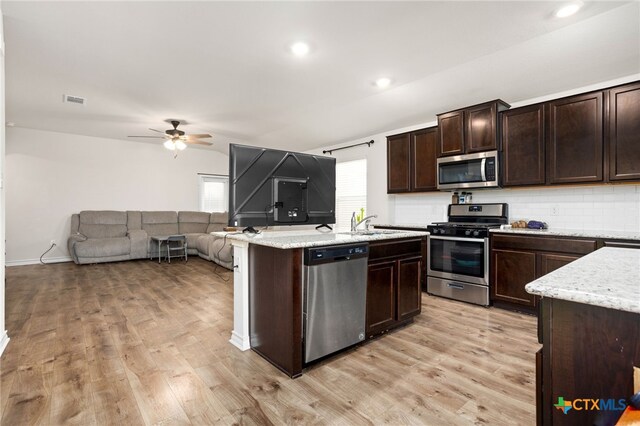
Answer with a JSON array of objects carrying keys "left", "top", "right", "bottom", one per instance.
[
  {"left": 387, "top": 133, "right": 411, "bottom": 193},
  {"left": 547, "top": 92, "right": 603, "bottom": 184},
  {"left": 502, "top": 104, "right": 546, "bottom": 186},
  {"left": 491, "top": 249, "right": 537, "bottom": 308},
  {"left": 366, "top": 261, "right": 397, "bottom": 336},
  {"left": 608, "top": 82, "right": 640, "bottom": 181},
  {"left": 397, "top": 256, "right": 422, "bottom": 321},
  {"left": 538, "top": 253, "right": 580, "bottom": 276},
  {"left": 411, "top": 127, "right": 438, "bottom": 191},
  {"left": 437, "top": 110, "right": 464, "bottom": 156},
  {"left": 466, "top": 103, "right": 497, "bottom": 153}
]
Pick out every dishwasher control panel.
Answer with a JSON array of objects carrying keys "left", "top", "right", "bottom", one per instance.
[{"left": 304, "top": 243, "right": 369, "bottom": 265}]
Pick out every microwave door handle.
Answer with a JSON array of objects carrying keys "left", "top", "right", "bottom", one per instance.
[{"left": 480, "top": 158, "right": 487, "bottom": 182}]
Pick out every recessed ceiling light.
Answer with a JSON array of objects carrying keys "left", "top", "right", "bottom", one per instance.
[
  {"left": 375, "top": 77, "right": 392, "bottom": 88},
  {"left": 555, "top": 2, "right": 582, "bottom": 18},
  {"left": 290, "top": 42, "right": 310, "bottom": 57}
]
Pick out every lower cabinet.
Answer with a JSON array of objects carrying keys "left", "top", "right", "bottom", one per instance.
[
  {"left": 490, "top": 234, "right": 596, "bottom": 313},
  {"left": 366, "top": 238, "right": 425, "bottom": 337}
]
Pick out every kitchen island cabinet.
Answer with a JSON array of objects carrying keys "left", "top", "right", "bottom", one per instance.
[
  {"left": 222, "top": 229, "right": 428, "bottom": 377},
  {"left": 525, "top": 248, "right": 640, "bottom": 426},
  {"left": 366, "top": 237, "right": 425, "bottom": 337}
]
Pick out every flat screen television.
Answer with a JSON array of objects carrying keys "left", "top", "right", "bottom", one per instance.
[{"left": 228, "top": 143, "right": 336, "bottom": 230}]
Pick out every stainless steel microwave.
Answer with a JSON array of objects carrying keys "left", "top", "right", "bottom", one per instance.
[{"left": 436, "top": 150, "right": 499, "bottom": 190}]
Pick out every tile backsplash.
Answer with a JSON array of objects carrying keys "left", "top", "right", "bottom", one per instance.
[{"left": 392, "top": 185, "right": 640, "bottom": 232}]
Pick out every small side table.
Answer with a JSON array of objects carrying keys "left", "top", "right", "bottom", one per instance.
[{"left": 150, "top": 236, "right": 170, "bottom": 263}]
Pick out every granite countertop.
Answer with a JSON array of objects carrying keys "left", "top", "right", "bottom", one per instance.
[
  {"left": 490, "top": 227, "right": 640, "bottom": 241},
  {"left": 525, "top": 247, "right": 640, "bottom": 314},
  {"left": 213, "top": 228, "right": 428, "bottom": 249}
]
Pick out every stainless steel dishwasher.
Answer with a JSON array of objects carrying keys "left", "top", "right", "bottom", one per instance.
[{"left": 303, "top": 243, "right": 368, "bottom": 363}]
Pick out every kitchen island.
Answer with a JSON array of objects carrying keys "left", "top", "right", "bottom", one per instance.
[
  {"left": 525, "top": 248, "right": 640, "bottom": 425},
  {"left": 219, "top": 228, "right": 428, "bottom": 377}
]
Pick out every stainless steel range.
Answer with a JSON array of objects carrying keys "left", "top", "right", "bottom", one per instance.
[{"left": 426, "top": 203, "right": 508, "bottom": 306}]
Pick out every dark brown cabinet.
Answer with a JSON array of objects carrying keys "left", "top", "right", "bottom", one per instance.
[
  {"left": 366, "top": 238, "right": 425, "bottom": 337},
  {"left": 387, "top": 127, "right": 437, "bottom": 193},
  {"left": 437, "top": 100, "right": 509, "bottom": 157},
  {"left": 387, "top": 133, "right": 411, "bottom": 192},
  {"left": 490, "top": 234, "right": 596, "bottom": 313},
  {"left": 437, "top": 110, "right": 464, "bottom": 156},
  {"left": 608, "top": 82, "right": 640, "bottom": 181},
  {"left": 501, "top": 104, "right": 546, "bottom": 186},
  {"left": 538, "top": 298, "right": 640, "bottom": 425},
  {"left": 547, "top": 92, "right": 604, "bottom": 184},
  {"left": 411, "top": 128, "right": 438, "bottom": 191}
]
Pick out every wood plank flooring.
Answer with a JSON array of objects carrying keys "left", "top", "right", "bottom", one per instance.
[{"left": 1, "top": 258, "right": 539, "bottom": 425}]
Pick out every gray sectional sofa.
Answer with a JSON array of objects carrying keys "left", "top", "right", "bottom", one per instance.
[{"left": 68, "top": 210, "right": 232, "bottom": 269}]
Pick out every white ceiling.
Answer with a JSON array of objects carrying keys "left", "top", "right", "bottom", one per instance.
[{"left": 3, "top": 1, "right": 639, "bottom": 154}]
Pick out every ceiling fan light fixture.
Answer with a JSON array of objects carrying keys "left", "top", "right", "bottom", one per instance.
[
  {"left": 164, "top": 140, "right": 175, "bottom": 150},
  {"left": 175, "top": 140, "right": 187, "bottom": 150}
]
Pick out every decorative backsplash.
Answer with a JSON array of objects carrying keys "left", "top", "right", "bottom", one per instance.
[{"left": 392, "top": 185, "right": 640, "bottom": 232}]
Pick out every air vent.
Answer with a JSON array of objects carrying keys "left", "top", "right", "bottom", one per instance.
[{"left": 62, "top": 94, "right": 87, "bottom": 106}]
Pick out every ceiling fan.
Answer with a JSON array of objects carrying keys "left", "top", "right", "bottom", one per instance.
[{"left": 128, "top": 120, "right": 212, "bottom": 156}]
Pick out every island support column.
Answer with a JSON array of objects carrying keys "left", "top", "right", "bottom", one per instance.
[{"left": 229, "top": 240, "right": 251, "bottom": 350}]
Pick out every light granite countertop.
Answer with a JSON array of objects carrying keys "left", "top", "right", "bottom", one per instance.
[
  {"left": 374, "top": 223, "right": 431, "bottom": 230},
  {"left": 490, "top": 227, "right": 640, "bottom": 241},
  {"left": 213, "top": 228, "right": 428, "bottom": 249},
  {"left": 525, "top": 247, "right": 640, "bottom": 314}
]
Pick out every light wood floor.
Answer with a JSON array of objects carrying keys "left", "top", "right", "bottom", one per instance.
[{"left": 1, "top": 258, "right": 539, "bottom": 425}]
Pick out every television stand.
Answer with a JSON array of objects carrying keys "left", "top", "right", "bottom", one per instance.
[
  {"left": 242, "top": 226, "right": 260, "bottom": 234},
  {"left": 315, "top": 224, "right": 333, "bottom": 231}
]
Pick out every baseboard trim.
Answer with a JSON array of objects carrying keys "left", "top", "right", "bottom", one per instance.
[
  {"left": 229, "top": 331, "right": 251, "bottom": 351},
  {"left": 6, "top": 256, "right": 73, "bottom": 267},
  {"left": 0, "top": 331, "right": 9, "bottom": 356}
]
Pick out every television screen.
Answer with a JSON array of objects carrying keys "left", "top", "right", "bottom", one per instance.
[{"left": 228, "top": 144, "right": 336, "bottom": 228}]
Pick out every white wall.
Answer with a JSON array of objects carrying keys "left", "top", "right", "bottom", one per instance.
[
  {"left": 0, "top": 5, "right": 8, "bottom": 355},
  {"left": 314, "top": 74, "right": 640, "bottom": 231},
  {"left": 5, "top": 127, "right": 228, "bottom": 264}
]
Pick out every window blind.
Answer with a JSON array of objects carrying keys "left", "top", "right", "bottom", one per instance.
[
  {"left": 199, "top": 175, "right": 229, "bottom": 212},
  {"left": 335, "top": 159, "right": 367, "bottom": 229}
]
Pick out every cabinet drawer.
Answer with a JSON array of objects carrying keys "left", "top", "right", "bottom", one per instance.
[
  {"left": 369, "top": 238, "right": 422, "bottom": 261},
  {"left": 491, "top": 234, "right": 596, "bottom": 255}
]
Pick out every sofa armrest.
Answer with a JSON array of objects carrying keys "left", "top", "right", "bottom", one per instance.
[
  {"left": 128, "top": 229, "right": 148, "bottom": 259},
  {"left": 68, "top": 233, "right": 87, "bottom": 264}
]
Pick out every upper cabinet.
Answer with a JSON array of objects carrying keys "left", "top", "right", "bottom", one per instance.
[
  {"left": 547, "top": 92, "right": 603, "bottom": 184},
  {"left": 501, "top": 104, "right": 546, "bottom": 186},
  {"left": 608, "top": 82, "right": 640, "bottom": 181},
  {"left": 387, "top": 127, "right": 438, "bottom": 193},
  {"left": 437, "top": 100, "right": 510, "bottom": 157}
]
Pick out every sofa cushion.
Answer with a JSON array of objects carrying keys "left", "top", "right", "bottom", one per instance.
[
  {"left": 74, "top": 237, "right": 131, "bottom": 258},
  {"left": 183, "top": 233, "right": 205, "bottom": 251},
  {"left": 196, "top": 235, "right": 211, "bottom": 257},
  {"left": 141, "top": 211, "right": 179, "bottom": 236},
  {"left": 178, "top": 211, "right": 210, "bottom": 234},
  {"left": 79, "top": 211, "right": 127, "bottom": 238},
  {"left": 127, "top": 211, "right": 142, "bottom": 230},
  {"left": 207, "top": 212, "right": 228, "bottom": 233}
]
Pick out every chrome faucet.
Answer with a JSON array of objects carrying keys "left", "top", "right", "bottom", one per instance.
[{"left": 351, "top": 213, "right": 378, "bottom": 232}]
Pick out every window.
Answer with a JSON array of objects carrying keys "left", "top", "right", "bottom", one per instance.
[
  {"left": 198, "top": 174, "right": 228, "bottom": 212},
  {"left": 335, "top": 159, "right": 367, "bottom": 229}
]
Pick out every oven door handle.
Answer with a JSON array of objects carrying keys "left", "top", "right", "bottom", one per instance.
[
  {"left": 480, "top": 158, "right": 487, "bottom": 182},
  {"left": 428, "top": 235, "right": 486, "bottom": 243}
]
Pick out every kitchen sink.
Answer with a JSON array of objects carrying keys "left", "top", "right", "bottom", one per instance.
[{"left": 339, "top": 230, "right": 405, "bottom": 236}]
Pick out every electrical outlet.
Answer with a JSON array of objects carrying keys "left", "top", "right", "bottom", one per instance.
[
  {"left": 551, "top": 205, "right": 560, "bottom": 216},
  {"left": 50, "top": 239, "right": 56, "bottom": 246}
]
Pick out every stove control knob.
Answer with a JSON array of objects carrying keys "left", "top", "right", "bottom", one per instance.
[
  {"left": 465, "top": 230, "right": 472, "bottom": 236},
  {"left": 473, "top": 230, "right": 480, "bottom": 237}
]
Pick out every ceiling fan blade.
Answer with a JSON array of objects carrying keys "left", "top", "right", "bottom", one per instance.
[
  {"left": 128, "top": 135, "right": 164, "bottom": 138},
  {"left": 184, "top": 133, "right": 212, "bottom": 139},
  {"left": 148, "top": 128, "right": 166, "bottom": 134},
  {"left": 186, "top": 139, "right": 213, "bottom": 146}
]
